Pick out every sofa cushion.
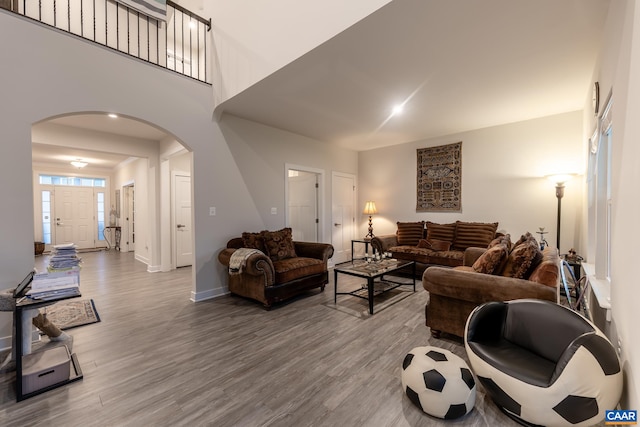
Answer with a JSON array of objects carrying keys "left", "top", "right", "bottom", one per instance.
[
  {"left": 418, "top": 239, "right": 452, "bottom": 251},
  {"left": 472, "top": 243, "right": 509, "bottom": 274},
  {"left": 452, "top": 221, "right": 498, "bottom": 251},
  {"left": 390, "top": 245, "right": 464, "bottom": 267},
  {"left": 273, "top": 257, "right": 325, "bottom": 284},
  {"left": 242, "top": 232, "right": 265, "bottom": 253},
  {"left": 396, "top": 221, "right": 425, "bottom": 246},
  {"left": 262, "top": 227, "right": 297, "bottom": 261},
  {"left": 502, "top": 238, "right": 543, "bottom": 279},
  {"left": 528, "top": 247, "right": 561, "bottom": 288},
  {"left": 426, "top": 222, "right": 456, "bottom": 244}
]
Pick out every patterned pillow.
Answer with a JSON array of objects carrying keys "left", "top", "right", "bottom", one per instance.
[
  {"left": 472, "top": 243, "right": 509, "bottom": 274},
  {"left": 396, "top": 221, "right": 425, "bottom": 246},
  {"left": 489, "top": 234, "right": 512, "bottom": 252},
  {"left": 262, "top": 228, "right": 297, "bottom": 261},
  {"left": 528, "top": 247, "right": 561, "bottom": 287},
  {"left": 502, "top": 238, "right": 543, "bottom": 279},
  {"left": 425, "top": 222, "right": 456, "bottom": 244},
  {"left": 452, "top": 221, "right": 498, "bottom": 251},
  {"left": 242, "top": 232, "right": 265, "bottom": 253}
]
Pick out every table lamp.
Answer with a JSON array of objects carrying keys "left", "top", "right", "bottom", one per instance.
[{"left": 363, "top": 201, "right": 378, "bottom": 239}]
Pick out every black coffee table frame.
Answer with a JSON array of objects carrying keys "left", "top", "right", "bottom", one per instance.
[{"left": 334, "top": 259, "right": 416, "bottom": 314}]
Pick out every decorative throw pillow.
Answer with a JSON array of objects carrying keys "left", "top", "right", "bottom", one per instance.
[
  {"left": 472, "top": 243, "right": 509, "bottom": 274},
  {"left": 262, "top": 228, "right": 297, "bottom": 261},
  {"left": 242, "top": 232, "right": 265, "bottom": 253},
  {"left": 489, "top": 234, "right": 512, "bottom": 252},
  {"left": 528, "top": 247, "right": 561, "bottom": 287},
  {"left": 502, "top": 238, "right": 543, "bottom": 279},
  {"left": 396, "top": 221, "right": 425, "bottom": 246},
  {"left": 452, "top": 221, "right": 499, "bottom": 251},
  {"left": 426, "top": 222, "right": 456, "bottom": 244}
]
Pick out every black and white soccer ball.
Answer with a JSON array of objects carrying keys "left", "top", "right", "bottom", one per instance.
[{"left": 401, "top": 346, "right": 476, "bottom": 419}]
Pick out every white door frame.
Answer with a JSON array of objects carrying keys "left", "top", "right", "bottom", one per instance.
[
  {"left": 285, "top": 163, "right": 325, "bottom": 243},
  {"left": 122, "top": 181, "right": 135, "bottom": 252}
]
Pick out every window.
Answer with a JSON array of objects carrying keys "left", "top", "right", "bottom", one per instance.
[
  {"left": 39, "top": 175, "right": 105, "bottom": 187},
  {"left": 41, "top": 190, "right": 52, "bottom": 244},
  {"left": 97, "top": 191, "right": 105, "bottom": 241},
  {"left": 588, "top": 96, "right": 612, "bottom": 281}
]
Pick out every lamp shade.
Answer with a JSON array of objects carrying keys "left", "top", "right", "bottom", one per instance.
[
  {"left": 363, "top": 201, "right": 378, "bottom": 215},
  {"left": 546, "top": 173, "right": 575, "bottom": 185}
]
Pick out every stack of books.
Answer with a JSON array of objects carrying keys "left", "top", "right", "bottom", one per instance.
[
  {"left": 27, "top": 269, "right": 80, "bottom": 300},
  {"left": 48, "top": 243, "right": 82, "bottom": 272}
]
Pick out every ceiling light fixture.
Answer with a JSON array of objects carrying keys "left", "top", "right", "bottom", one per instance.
[
  {"left": 71, "top": 159, "right": 88, "bottom": 168},
  {"left": 391, "top": 104, "right": 404, "bottom": 116},
  {"left": 108, "top": 113, "right": 118, "bottom": 119}
]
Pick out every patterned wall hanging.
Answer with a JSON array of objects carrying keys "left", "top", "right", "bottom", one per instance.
[
  {"left": 116, "top": 0, "right": 166, "bottom": 21},
  {"left": 416, "top": 142, "right": 462, "bottom": 212}
]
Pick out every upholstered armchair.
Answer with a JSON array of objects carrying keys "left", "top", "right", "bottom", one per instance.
[{"left": 218, "top": 228, "right": 334, "bottom": 309}]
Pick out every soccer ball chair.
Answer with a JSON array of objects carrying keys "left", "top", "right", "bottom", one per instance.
[{"left": 465, "top": 299, "right": 622, "bottom": 426}]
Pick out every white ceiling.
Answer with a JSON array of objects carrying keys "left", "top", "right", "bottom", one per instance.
[
  {"left": 32, "top": 114, "right": 168, "bottom": 169},
  {"left": 34, "top": 0, "right": 610, "bottom": 169},
  {"left": 216, "top": 0, "right": 610, "bottom": 151}
]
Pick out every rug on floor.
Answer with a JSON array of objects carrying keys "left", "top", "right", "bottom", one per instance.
[
  {"left": 324, "top": 282, "right": 415, "bottom": 319},
  {"left": 42, "top": 299, "right": 100, "bottom": 330}
]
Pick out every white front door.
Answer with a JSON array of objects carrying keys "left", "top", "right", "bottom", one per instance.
[
  {"left": 332, "top": 172, "right": 356, "bottom": 264},
  {"left": 54, "top": 186, "right": 95, "bottom": 249},
  {"left": 288, "top": 170, "right": 319, "bottom": 242},
  {"left": 175, "top": 174, "right": 193, "bottom": 267}
]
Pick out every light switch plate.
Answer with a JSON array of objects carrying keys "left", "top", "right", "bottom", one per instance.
[
  {"left": 271, "top": 207, "right": 277, "bottom": 215},
  {"left": 209, "top": 207, "right": 216, "bottom": 216}
]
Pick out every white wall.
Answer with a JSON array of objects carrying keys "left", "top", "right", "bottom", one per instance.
[
  {"left": 218, "top": 114, "right": 358, "bottom": 245},
  {"left": 113, "top": 158, "right": 151, "bottom": 264},
  {"left": 206, "top": 0, "right": 391, "bottom": 104},
  {"left": 587, "top": 0, "right": 640, "bottom": 410},
  {"left": 0, "top": 11, "right": 260, "bottom": 341},
  {"left": 359, "top": 111, "right": 584, "bottom": 252}
]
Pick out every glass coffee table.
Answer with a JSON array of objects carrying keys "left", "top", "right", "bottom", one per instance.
[{"left": 334, "top": 259, "right": 416, "bottom": 314}]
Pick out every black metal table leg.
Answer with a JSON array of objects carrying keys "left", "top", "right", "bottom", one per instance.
[{"left": 368, "top": 277, "right": 374, "bottom": 314}]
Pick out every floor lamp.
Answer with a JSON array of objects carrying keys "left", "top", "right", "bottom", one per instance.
[
  {"left": 547, "top": 174, "right": 574, "bottom": 250},
  {"left": 363, "top": 201, "right": 378, "bottom": 239}
]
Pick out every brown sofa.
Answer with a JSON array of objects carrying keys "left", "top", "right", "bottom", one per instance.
[
  {"left": 423, "top": 235, "right": 560, "bottom": 338},
  {"left": 371, "top": 220, "right": 499, "bottom": 276},
  {"left": 218, "top": 228, "right": 334, "bottom": 309}
]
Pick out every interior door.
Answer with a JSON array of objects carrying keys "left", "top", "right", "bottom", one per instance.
[
  {"left": 288, "top": 170, "right": 319, "bottom": 242},
  {"left": 54, "top": 186, "right": 95, "bottom": 249},
  {"left": 332, "top": 173, "right": 356, "bottom": 264},
  {"left": 174, "top": 174, "right": 193, "bottom": 267},
  {"left": 123, "top": 184, "right": 135, "bottom": 252}
]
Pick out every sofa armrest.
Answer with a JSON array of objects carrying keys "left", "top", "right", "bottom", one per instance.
[
  {"left": 423, "top": 267, "right": 557, "bottom": 304},
  {"left": 371, "top": 235, "right": 398, "bottom": 253},
  {"left": 294, "top": 242, "right": 334, "bottom": 264},
  {"left": 464, "top": 247, "right": 487, "bottom": 266},
  {"left": 217, "top": 248, "right": 275, "bottom": 280}
]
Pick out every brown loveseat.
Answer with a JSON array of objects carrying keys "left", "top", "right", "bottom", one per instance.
[
  {"left": 218, "top": 228, "right": 334, "bottom": 309},
  {"left": 371, "top": 220, "right": 499, "bottom": 277},
  {"left": 423, "top": 233, "right": 560, "bottom": 338}
]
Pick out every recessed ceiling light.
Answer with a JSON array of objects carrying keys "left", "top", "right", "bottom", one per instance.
[
  {"left": 189, "top": 21, "right": 197, "bottom": 29},
  {"left": 108, "top": 113, "right": 118, "bottom": 119},
  {"left": 391, "top": 104, "right": 404, "bottom": 116}
]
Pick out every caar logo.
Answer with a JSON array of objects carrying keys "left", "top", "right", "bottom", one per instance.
[{"left": 606, "top": 410, "right": 637, "bottom": 425}]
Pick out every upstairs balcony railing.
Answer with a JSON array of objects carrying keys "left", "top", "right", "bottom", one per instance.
[{"left": 3, "top": 0, "right": 211, "bottom": 84}]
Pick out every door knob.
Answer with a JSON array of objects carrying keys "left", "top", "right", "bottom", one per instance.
[
  {"left": 334, "top": 223, "right": 341, "bottom": 227},
  {"left": 177, "top": 224, "right": 185, "bottom": 228},
  {"left": 56, "top": 222, "right": 63, "bottom": 226}
]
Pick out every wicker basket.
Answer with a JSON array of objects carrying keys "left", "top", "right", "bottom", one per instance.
[{"left": 34, "top": 241, "right": 45, "bottom": 255}]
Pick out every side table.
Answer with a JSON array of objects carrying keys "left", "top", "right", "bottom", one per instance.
[
  {"left": 15, "top": 295, "right": 83, "bottom": 401},
  {"left": 103, "top": 226, "right": 121, "bottom": 251},
  {"left": 351, "top": 238, "right": 375, "bottom": 261}
]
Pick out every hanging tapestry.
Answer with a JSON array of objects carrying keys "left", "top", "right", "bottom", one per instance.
[
  {"left": 116, "top": 0, "right": 166, "bottom": 22},
  {"left": 416, "top": 142, "right": 462, "bottom": 212}
]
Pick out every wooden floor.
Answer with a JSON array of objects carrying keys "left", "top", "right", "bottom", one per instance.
[{"left": 0, "top": 251, "right": 519, "bottom": 427}]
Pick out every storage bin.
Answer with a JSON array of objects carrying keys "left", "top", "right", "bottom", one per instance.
[{"left": 22, "top": 345, "right": 71, "bottom": 394}]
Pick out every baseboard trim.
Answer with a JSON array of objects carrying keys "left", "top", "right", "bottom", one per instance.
[
  {"left": 191, "top": 287, "right": 228, "bottom": 302},
  {"left": 146, "top": 264, "right": 162, "bottom": 273}
]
